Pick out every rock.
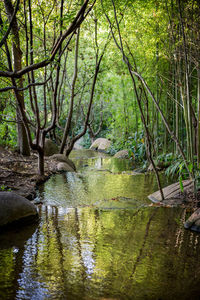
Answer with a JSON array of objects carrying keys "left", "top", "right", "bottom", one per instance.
[
  {"left": 148, "top": 163, "right": 162, "bottom": 171},
  {"left": 148, "top": 163, "right": 156, "bottom": 171},
  {"left": 57, "top": 162, "right": 75, "bottom": 172},
  {"left": 0, "top": 192, "right": 38, "bottom": 227},
  {"left": 33, "top": 138, "right": 59, "bottom": 156},
  {"left": 148, "top": 161, "right": 170, "bottom": 171},
  {"left": 50, "top": 154, "right": 76, "bottom": 171},
  {"left": 44, "top": 139, "right": 59, "bottom": 156},
  {"left": 114, "top": 150, "right": 129, "bottom": 159},
  {"left": 90, "top": 138, "right": 111, "bottom": 152},
  {"left": 184, "top": 209, "right": 200, "bottom": 232},
  {"left": 148, "top": 180, "right": 193, "bottom": 206},
  {"left": 73, "top": 137, "right": 84, "bottom": 150}
]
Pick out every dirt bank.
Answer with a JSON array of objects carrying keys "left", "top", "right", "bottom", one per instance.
[{"left": 0, "top": 146, "right": 58, "bottom": 200}]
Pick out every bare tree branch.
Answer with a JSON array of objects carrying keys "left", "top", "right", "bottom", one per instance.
[
  {"left": 0, "top": 0, "right": 96, "bottom": 79},
  {"left": 0, "top": 0, "right": 20, "bottom": 48},
  {"left": 0, "top": 75, "right": 51, "bottom": 92}
]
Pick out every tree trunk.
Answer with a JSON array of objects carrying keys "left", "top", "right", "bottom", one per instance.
[
  {"left": 38, "top": 149, "right": 44, "bottom": 176},
  {"left": 197, "top": 68, "right": 200, "bottom": 167},
  {"left": 60, "top": 28, "right": 80, "bottom": 154},
  {"left": 4, "top": 0, "right": 30, "bottom": 155}
]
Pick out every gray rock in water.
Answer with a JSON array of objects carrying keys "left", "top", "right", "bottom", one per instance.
[
  {"left": 148, "top": 180, "right": 193, "bottom": 204},
  {"left": 90, "top": 138, "right": 111, "bottom": 152},
  {"left": 0, "top": 192, "right": 38, "bottom": 227},
  {"left": 184, "top": 208, "right": 200, "bottom": 232},
  {"left": 57, "top": 162, "right": 75, "bottom": 172},
  {"left": 50, "top": 154, "right": 76, "bottom": 171}
]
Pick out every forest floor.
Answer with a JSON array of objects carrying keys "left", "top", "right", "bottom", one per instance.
[{"left": 0, "top": 146, "right": 57, "bottom": 200}]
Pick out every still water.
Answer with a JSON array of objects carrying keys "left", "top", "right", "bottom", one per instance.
[{"left": 1, "top": 150, "right": 200, "bottom": 300}]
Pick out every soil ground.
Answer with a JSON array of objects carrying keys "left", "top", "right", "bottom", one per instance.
[{"left": 0, "top": 146, "right": 57, "bottom": 199}]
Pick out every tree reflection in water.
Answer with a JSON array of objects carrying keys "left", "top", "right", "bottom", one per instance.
[
  {"left": 0, "top": 205, "right": 199, "bottom": 300},
  {"left": 1, "top": 153, "right": 200, "bottom": 299}
]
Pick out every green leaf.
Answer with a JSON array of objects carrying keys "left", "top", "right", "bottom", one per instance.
[
  {"left": 188, "top": 163, "right": 193, "bottom": 173},
  {"left": 179, "top": 176, "right": 184, "bottom": 192}
]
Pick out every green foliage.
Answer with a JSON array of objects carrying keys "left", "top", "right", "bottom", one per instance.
[
  {"left": 106, "top": 130, "right": 146, "bottom": 161},
  {"left": 0, "top": 94, "right": 17, "bottom": 148},
  {"left": 164, "top": 154, "right": 200, "bottom": 192},
  {"left": 164, "top": 155, "right": 193, "bottom": 192},
  {"left": 0, "top": 185, "right": 11, "bottom": 192},
  {"left": 156, "top": 153, "right": 174, "bottom": 164},
  {"left": 165, "top": 157, "right": 186, "bottom": 178},
  {"left": 82, "top": 132, "right": 91, "bottom": 149},
  {"left": 125, "top": 132, "right": 146, "bottom": 162},
  {"left": 0, "top": 119, "right": 17, "bottom": 148},
  {"left": 0, "top": 0, "right": 200, "bottom": 188}
]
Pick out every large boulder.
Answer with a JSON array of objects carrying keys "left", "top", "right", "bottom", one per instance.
[
  {"left": 44, "top": 139, "right": 59, "bottom": 156},
  {"left": 57, "top": 162, "right": 75, "bottom": 172},
  {"left": 184, "top": 209, "right": 200, "bottom": 232},
  {"left": 114, "top": 150, "right": 129, "bottom": 159},
  {"left": 0, "top": 192, "right": 38, "bottom": 227},
  {"left": 90, "top": 138, "right": 111, "bottom": 152},
  {"left": 50, "top": 154, "right": 76, "bottom": 171},
  {"left": 148, "top": 180, "right": 193, "bottom": 206},
  {"left": 33, "top": 138, "right": 59, "bottom": 156}
]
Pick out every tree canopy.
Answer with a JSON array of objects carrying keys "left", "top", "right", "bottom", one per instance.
[{"left": 0, "top": 0, "right": 200, "bottom": 187}]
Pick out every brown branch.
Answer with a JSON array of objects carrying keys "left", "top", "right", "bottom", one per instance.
[
  {"left": 0, "top": 0, "right": 20, "bottom": 48},
  {"left": 0, "top": 0, "right": 96, "bottom": 79},
  {"left": 0, "top": 74, "right": 52, "bottom": 92}
]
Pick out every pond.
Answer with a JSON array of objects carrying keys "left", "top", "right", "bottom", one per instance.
[{"left": 0, "top": 150, "right": 200, "bottom": 300}]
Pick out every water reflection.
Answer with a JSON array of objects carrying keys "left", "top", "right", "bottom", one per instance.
[
  {"left": 37, "top": 169, "right": 168, "bottom": 208},
  {"left": 1, "top": 151, "right": 200, "bottom": 299},
  {"left": 74, "top": 156, "right": 135, "bottom": 173},
  {"left": 0, "top": 223, "right": 38, "bottom": 300},
  {"left": 69, "top": 149, "right": 108, "bottom": 160},
  {"left": 1, "top": 206, "right": 200, "bottom": 299}
]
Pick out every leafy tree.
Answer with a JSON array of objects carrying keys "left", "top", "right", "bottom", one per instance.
[{"left": 0, "top": 0, "right": 96, "bottom": 175}]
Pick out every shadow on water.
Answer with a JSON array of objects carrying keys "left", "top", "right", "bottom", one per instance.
[{"left": 1, "top": 150, "right": 200, "bottom": 299}]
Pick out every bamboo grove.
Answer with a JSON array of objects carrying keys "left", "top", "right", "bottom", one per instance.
[{"left": 0, "top": 0, "right": 200, "bottom": 187}]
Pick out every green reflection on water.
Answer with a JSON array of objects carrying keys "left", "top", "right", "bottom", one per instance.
[
  {"left": 1, "top": 206, "right": 200, "bottom": 300},
  {"left": 38, "top": 172, "right": 158, "bottom": 208},
  {"left": 1, "top": 151, "right": 200, "bottom": 300},
  {"left": 38, "top": 155, "right": 170, "bottom": 208},
  {"left": 69, "top": 149, "right": 108, "bottom": 160}
]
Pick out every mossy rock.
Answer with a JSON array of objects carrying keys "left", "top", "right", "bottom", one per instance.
[
  {"left": 33, "top": 138, "right": 59, "bottom": 156},
  {"left": 114, "top": 150, "right": 129, "bottom": 159},
  {"left": 57, "top": 162, "right": 75, "bottom": 172},
  {"left": 44, "top": 139, "right": 59, "bottom": 156},
  {"left": 50, "top": 154, "right": 76, "bottom": 171},
  {"left": 184, "top": 209, "right": 200, "bottom": 232}
]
